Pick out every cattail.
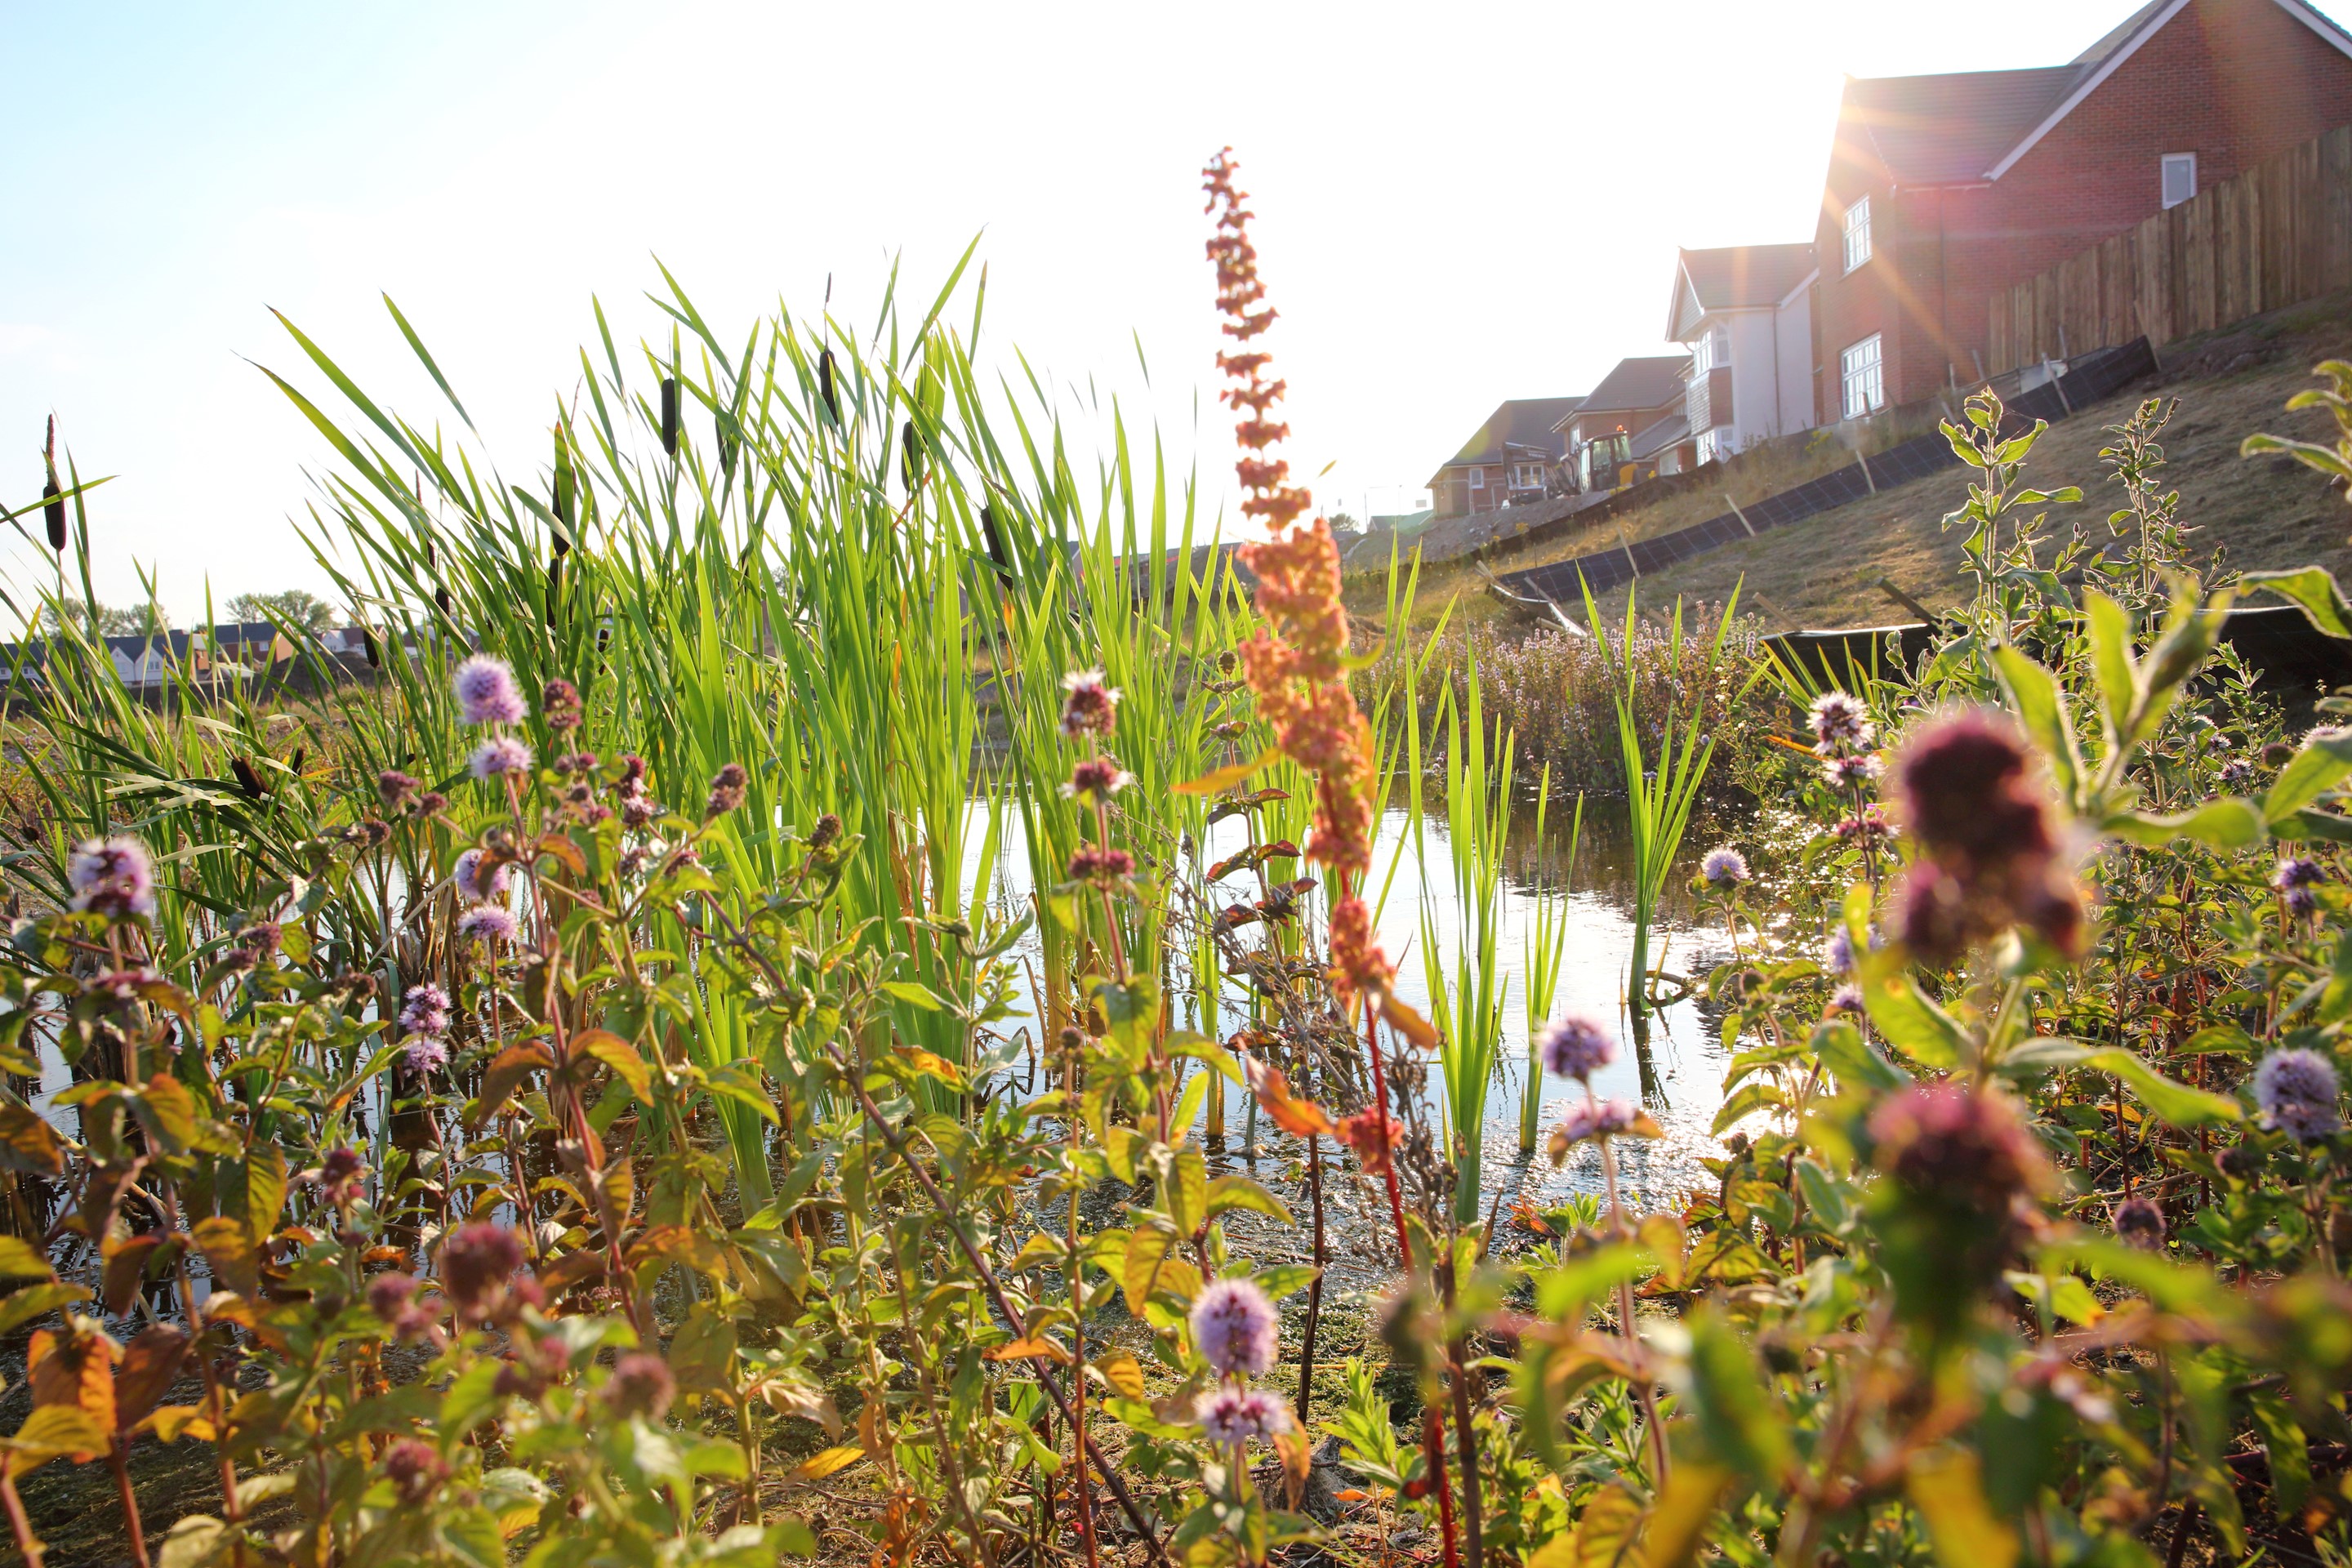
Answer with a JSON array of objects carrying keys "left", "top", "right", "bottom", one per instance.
[
  {"left": 231, "top": 756, "right": 268, "bottom": 800},
  {"left": 546, "top": 555, "right": 562, "bottom": 630},
  {"left": 715, "top": 410, "right": 737, "bottom": 479},
  {"left": 288, "top": 746, "right": 305, "bottom": 779},
  {"left": 362, "top": 626, "right": 381, "bottom": 669},
  {"left": 979, "top": 505, "right": 1011, "bottom": 577},
  {"left": 553, "top": 434, "right": 575, "bottom": 530},
  {"left": 817, "top": 350, "right": 841, "bottom": 424},
  {"left": 901, "top": 420, "right": 921, "bottom": 492},
  {"left": 659, "top": 378, "right": 680, "bottom": 457},
  {"left": 41, "top": 416, "right": 65, "bottom": 554}
]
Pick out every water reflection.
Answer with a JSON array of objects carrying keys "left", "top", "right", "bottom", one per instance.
[{"left": 963, "top": 792, "right": 1748, "bottom": 1215}]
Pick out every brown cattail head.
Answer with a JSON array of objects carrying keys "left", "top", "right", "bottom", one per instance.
[
  {"left": 231, "top": 756, "right": 268, "bottom": 800},
  {"left": 553, "top": 433, "right": 575, "bottom": 529},
  {"left": 979, "top": 505, "right": 1009, "bottom": 577},
  {"left": 817, "top": 350, "right": 841, "bottom": 424},
  {"left": 659, "top": 378, "right": 680, "bottom": 457},
  {"left": 901, "top": 420, "right": 921, "bottom": 493},
  {"left": 546, "top": 555, "right": 562, "bottom": 630},
  {"left": 362, "top": 626, "right": 381, "bottom": 669},
  {"left": 42, "top": 416, "right": 65, "bottom": 554}
]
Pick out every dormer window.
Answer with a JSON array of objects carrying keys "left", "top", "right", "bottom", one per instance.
[
  {"left": 1842, "top": 196, "right": 1873, "bottom": 273},
  {"left": 1690, "top": 322, "right": 1731, "bottom": 373},
  {"left": 2161, "top": 152, "right": 2197, "bottom": 209}
]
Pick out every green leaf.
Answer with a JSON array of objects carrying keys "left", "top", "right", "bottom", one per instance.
[
  {"left": 0, "top": 1283, "right": 90, "bottom": 1336},
  {"left": 1205, "top": 1174, "right": 1291, "bottom": 1224},
  {"left": 1533, "top": 1243, "right": 1647, "bottom": 1321},
  {"left": 2245, "top": 565, "right": 2352, "bottom": 638},
  {"left": 2103, "top": 798, "right": 2266, "bottom": 849},
  {"left": 2078, "top": 591, "right": 2138, "bottom": 751},
  {"left": 2265, "top": 728, "right": 2352, "bottom": 823},
  {"left": 880, "top": 980, "right": 949, "bottom": 1013},
  {"left": 1250, "top": 1263, "right": 1320, "bottom": 1302},
  {"left": 2079, "top": 1046, "right": 2244, "bottom": 1128},
  {"left": 1992, "top": 644, "right": 2080, "bottom": 800},
  {"left": 1811, "top": 1018, "right": 1909, "bottom": 1094},
  {"left": 1677, "top": 1308, "right": 1788, "bottom": 1482},
  {"left": 1861, "top": 969, "right": 1972, "bottom": 1070},
  {"left": 0, "top": 1235, "right": 55, "bottom": 1281},
  {"left": 1905, "top": 1446, "right": 2018, "bottom": 1568},
  {"left": 1711, "top": 1080, "right": 1786, "bottom": 1136}
]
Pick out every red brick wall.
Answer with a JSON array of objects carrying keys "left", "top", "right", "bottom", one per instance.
[{"left": 1815, "top": 0, "right": 2352, "bottom": 410}]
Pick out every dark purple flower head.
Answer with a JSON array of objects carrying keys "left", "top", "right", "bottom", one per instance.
[
  {"left": 417, "top": 791, "right": 449, "bottom": 817},
  {"left": 2254, "top": 1048, "right": 2341, "bottom": 1142},
  {"left": 235, "top": 921, "right": 281, "bottom": 958},
  {"left": 705, "top": 762, "right": 748, "bottom": 818},
  {"left": 1834, "top": 804, "right": 1893, "bottom": 843},
  {"left": 2263, "top": 739, "right": 2296, "bottom": 768},
  {"left": 1868, "top": 1084, "right": 2052, "bottom": 1209},
  {"left": 68, "top": 836, "right": 157, "bottom": 921},
  {"left": 399, "top": 983, "right": 451, "bottom": 1036},
  {"left": 453, "top": 654, "right": 527, "bottom": 727},
  {"left": 620, "top": 793, "right": 660, "bottom": 830},
  {"left": 1827, "top": 984, "right": 1865, "bottom": 1017},
  {"left": 1198, "top": 1386, "right": 1291, "bottom": 1445},
  {"left": 1895, "top": 712, "right": 2050, "bottom": 866},
  {"left": 2274, "top": 856, "right": 2327, "bottom": 890},
  {"left": 377, "top": 769, "right": 420, "bottom": 809},
  {"left": 1059, "top": 668, "right": 1121, "bottom": 738},
  {"left": 558, "top": 750, "right": 599, "bottom": 777},
  {"left": 403, "top": 1035, "right": 450, "bottom": 1072},
  {"left": 1062, "top": 755, "right": 1134, "bottom": 803},
  {"left": 2112, "top": 1196, "right": 2166, "bottom": 1249},
  {"left": 1535, "top": 1012, "right": 1616, "bottom": 1081},
  {"left": 439, "top": 1223, "right": 525, "bottom": 1321},
  {"left": 606, "top": 1352, "right": 675, "bottom": 1421},
  {"left": 541, "top": 678, "right": 583, "bottom": 732},
  {"left": 2220, "top": 757, "right": 2256, "bottom": 790},
  {"left": 368, "top": 1272, "right": 442, "bottom": 1342},
  {"left": 322, "top": 1146, "right": 364, "bottom": 1186},
  {"left": 382, "top": 1438, "right": 447, "bottom": 1505},
  {"left": 1190, "top": 1276, "right": 1279, "bottom": 1376},
  {"left": 808, "top": 813, "right": 842, "bottom": 850},
  {"left": 1067, "top": 844, "right": 1135, "bottom": 886}
]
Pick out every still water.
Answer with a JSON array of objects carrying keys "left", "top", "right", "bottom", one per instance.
[{"left": 961, "top": 796, "right": 1751, "bottom": 1222}]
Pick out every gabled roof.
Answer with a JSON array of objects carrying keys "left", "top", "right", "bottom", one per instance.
[
  {"left": 1667, "top": 243, "right": 1819, "bottom": 338},
  {"left": 1627, "top": 412, "right": 1691, "bottom": 463},
  {"left": 1428, "top": 396, "right": 1584, "bottom": 485},
  {"left": 1566, "top": 356, "right": 1690, "bottom": 425},
  {"left": 1841, "top": 0, "right": 2352, "bottom": 189}
]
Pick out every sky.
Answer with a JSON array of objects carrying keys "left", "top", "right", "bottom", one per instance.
[{"left": 9, "top": 0, "right": 2347, "bottom": 621}]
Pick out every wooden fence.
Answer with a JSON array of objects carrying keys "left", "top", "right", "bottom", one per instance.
[{"left": 1989, "top": 122, "right": 2352, "bottom": 375}]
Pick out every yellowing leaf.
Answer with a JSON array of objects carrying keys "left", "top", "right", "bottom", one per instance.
[
  {"left": 984, "top": 1336, "right": 1071, "bottom": 1364},
  {"left": 573, "top": 1029, "right": 651, "bottom": 1101},
  {"left": 1174, "top": 746, "right": 1280, "bottom": 796},
  {"left": 1905, "top": 1446, "right": 2017, "bottom": 1568},
  {"left": 1093, "top": 1352, "right": 1146, "bottom": 1399},
  {"left": 791, "top": 1445, "right": 865, "bottom": 1481}
]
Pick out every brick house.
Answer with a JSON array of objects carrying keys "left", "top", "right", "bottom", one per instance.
[
  {"left": 1427, "top": 396, "right": 1584, "bottom": 518},
  {"left": 1556, "top": 356, "right": 1691, "bottom": 492},
  {"left": 1813, "top": 0, "right": 2352, "bottom": 417},
  {"left": 1664, "top": 243, "right": 1820, "bottom": 463}
]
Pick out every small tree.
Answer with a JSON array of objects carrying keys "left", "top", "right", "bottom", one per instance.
[{"left": 225, "top": 589, "right": 337, "bottom": 635}]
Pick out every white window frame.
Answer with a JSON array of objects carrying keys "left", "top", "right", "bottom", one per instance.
[
  {"left": 1840, "top": 333, "right": 1886, "bottom": 421},
  {"left": 1709, "top": 322, "right": 1731, "bottom": 370},
  {"left": 2161, "top": 152, "right": 2197, "bottom": 210},
  {"left": 1842, "top": 195, "right": 1873, "bottom": 274},
  {"left": 1511, "top": 462, "right": 1545, "bottom": 491}
]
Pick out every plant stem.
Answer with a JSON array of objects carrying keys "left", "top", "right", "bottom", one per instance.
[
  {"left": 0, "top": 1464, "right": 42, "bottom": 1568},
  {"left": 109, "top": 1441, "right": 152, "bottom": 1568},
  {"left": 1297, "top": 1130, "right": 1325, "bottom": 1426}
]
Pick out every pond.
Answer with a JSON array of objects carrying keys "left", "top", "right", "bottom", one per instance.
[{"left": 962, "top": 793, "right": 1754, "bottom": 1229}]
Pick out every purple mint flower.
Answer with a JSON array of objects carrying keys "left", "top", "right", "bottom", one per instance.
[
  {"left": 1699, "top": 846, "right": 1749, "bottom": 888},
  {"left": 1535, "top": 1012, "right": 1616, "bottom": 1081},
  {"left": 2274, "top": 857, "right": 2326, "bottom": 889},
  {"left": 1554, "top": 1098, "right": 1643, "bottom": 1145},
  {"left": 1827, "top": 984, "right": 1865, "bottom": 1017},
  {"left": 452, "top": 849, "right": 510, "bottom": 904},
  {"left": 2220, "top": 758, "right": 2256, "bottom": 790},
  {"left": 1825, "top": 925, "right": 1857, "bottom": 977},
  {"left": 1197, "top": 1386, "right": 1291, "bottom": 1445},
  {"left": 1807, "top": 691, "right": 1873, "bottom": 753},
  {"left": 403, "top": 1034, "right": 450, "bottom": 1072},
  {"left": 605, "top": 1352, "right": 675, "bottom": 1420},
  {"left": 1822, "top": 753, "right": 1884, "bottom": 790},
  {"left": 469, "top": 736, "right": 534, "bottom": 781},
  {"left": 2254, "top": 1048, "right": 2341, "bottom": 1143},
  {"left": 1059, "top": 668, "right": 1121, "bottom": 739},
  {"left": 2112, "top": 1196, "right": 2165, "bottom": 1249},
  {"left": 399, "top": 982, "right": 451, "bottom": 1036},
  {"left": 458, "top": 905, "right": 521, "bottom": 947},
  {"left": 453, "top": 654, "right": 527, "bottom": 727},
  {"left": 1189, "top": 1276, "right": 1279, "bottom": 1376},
  {"left": 68, "top": 836, "right": 158, "bottom": 921}
]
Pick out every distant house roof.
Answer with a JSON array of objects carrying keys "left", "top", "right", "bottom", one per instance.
[
  {"left": 1842, "top": 0, "right": 2352, "bottom": 188},
  {"left": 1627, "top": 412, "right": 1691, "bottom": 464},
  {"left": 1564, "top": 356, "right": 1690, "bottom": 426},
  {"left": 1369, "top": 510, "right": 1436, "bottom": 533},
  {"left": 1428, "top": 397, "right": 1586, "bottom": 485},
  {"left": 1667, "top": 243, "right": 1818, "bottom": 337}
]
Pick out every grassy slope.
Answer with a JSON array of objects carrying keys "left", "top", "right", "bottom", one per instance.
[{"left": 1360, "top": 293, "right": 2352, "bottom": 635}]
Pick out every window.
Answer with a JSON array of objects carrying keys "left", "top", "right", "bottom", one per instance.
[
  {"left": 1690, "top": 322, "right": 1731, "bottom": 374},
  {"left": 1842, "top": 196, "right": 1873, "bottom": 273},
  {"left": 1468, "top": 466, "right": 1486, "bottom": 489},
  {"left": 1511, "top": 462, "right": 1546, "bottom": 491},
  {"left": 1696, "top": 428, "right": 1732, "bottom": 466},
  {"left": 2162, "top": 152, "right": 2197, "bottom": 209},
  {"left": 1840, "top": 334, "right": 1885, "bottom": 420}
]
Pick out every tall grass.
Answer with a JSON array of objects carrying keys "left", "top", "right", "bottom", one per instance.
[{"left": 1517, "top": 777, "right": 1579, "bottom": 1154}]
